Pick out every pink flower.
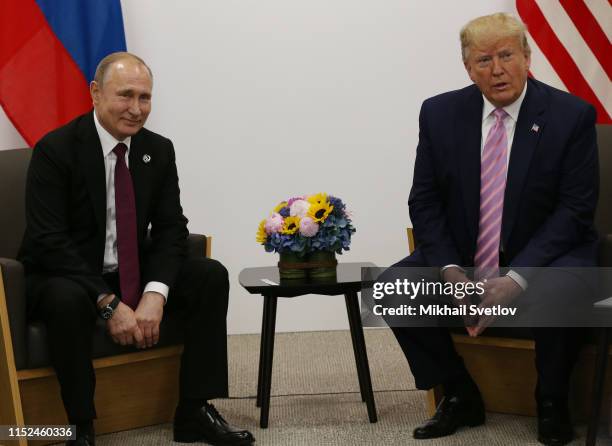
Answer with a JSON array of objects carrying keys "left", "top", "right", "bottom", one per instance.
[
  {"left": 289, "top": 199, "right": 310, "bottom": 218},
  {"left": 299, "top": 216, "right": 319, "bottom": 237},
  {"left": 287, "top": 196, "right": 306, "bottom": 206},
  {"left": 265, "top": 213, "right": 284, "bottom": 234}
]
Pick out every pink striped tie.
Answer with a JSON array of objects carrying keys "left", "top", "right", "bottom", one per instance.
[{"left": 475, "top": 108, "right": 508, "bottom": 280}]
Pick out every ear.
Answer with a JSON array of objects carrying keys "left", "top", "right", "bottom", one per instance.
[
  {"left": 464, "top": 61, "right": 476, "bottom": 83},
  {"left": 90, "top": 81, "right": 100, "bottom": 105},
  {"left": 524, "top": 51, "right": 531, "bottom": 73}
]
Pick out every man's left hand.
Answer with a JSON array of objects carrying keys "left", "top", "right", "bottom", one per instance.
[
  {"left": 471, "top": 276, "right": 522, "bottom": 337},
  {"left": 134, "top": 291, "right": 165, "bottom": 348}
]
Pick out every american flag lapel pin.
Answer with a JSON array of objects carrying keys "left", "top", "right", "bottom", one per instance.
[{"left": 531, "top": 123, "right": 540, "bottom": 133}]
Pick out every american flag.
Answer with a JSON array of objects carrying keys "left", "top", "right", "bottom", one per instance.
[{"left": 516, "top": 0, "right": 611, "bottom": 124}]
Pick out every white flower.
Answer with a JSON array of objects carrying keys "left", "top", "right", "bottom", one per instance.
[{"left": 289, "top": 199, "right": 310, "bottom": 218}]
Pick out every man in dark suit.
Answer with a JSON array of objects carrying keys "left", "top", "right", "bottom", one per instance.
[
  {"left": 388, "top": 13, "right": 598, "bottom": 445},
  {"left": 19, "top": 52, "right": 254, "bottom": 446}
]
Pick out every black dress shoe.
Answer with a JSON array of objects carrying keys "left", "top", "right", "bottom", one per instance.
[
  {"left": 66, "top": 427, "right": 95, "bottom": 446},
  {"left": 413, "top": 394, "right": 485, "bottom": 439},
  {"left": 174, "top": 402, "right": 255, "bottom": 445},
  {"left": 537, "top": 399, "right": 573, "bottom": 446},
  {"left": 66, "top": 433, "right": 96, "bottom": 446}
]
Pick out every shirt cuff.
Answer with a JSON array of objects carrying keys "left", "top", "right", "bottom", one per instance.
[
  {"left": 506, "top": 270, "right": 528, "bottom": 291},
  {"left": 144, "top": 281, "right": 169, "bottom": 303},
  {"left": 97, "top": 294, "right": 108, "bottom": 304},
  {"left": 440, "top": 264, "right": 465, "bottom": 280}
]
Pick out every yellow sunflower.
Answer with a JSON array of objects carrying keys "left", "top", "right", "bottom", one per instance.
[
  {"left": 307, "top": 193, "right": 328, "bottom": 205},
  {"left": 308, "top": 201, "right": 333, "bottom": 223},
  {"left": 273, "top": 201, "right": 288, "bottom": 213},
  {"left": 281, "top": 216, "right": 300, "bottom": 235},
  {"left": 256, "top": 219, "right": 267, "bottom": 244}
]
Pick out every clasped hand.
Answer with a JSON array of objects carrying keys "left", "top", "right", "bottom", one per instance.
[
  {"left": 105, "top": 292, "right": 165, "bottom": 348},
  {"left": 443, "top": 268, "right": 521, "bottom": 337}
]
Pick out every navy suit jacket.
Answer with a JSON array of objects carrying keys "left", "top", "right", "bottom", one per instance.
[
  {"left": 408, "top": 78, "right": 599, "bottom": 271},
  {"left": 19, "top": 111, "right": 189, "bottom": 306}
]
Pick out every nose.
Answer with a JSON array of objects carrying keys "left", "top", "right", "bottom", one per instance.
[
  {"left": 491, "top": 56, "right": 504, "bottom": 76},
  {"left": 128, "top": 98, "right": 141, "bottom": 116}
]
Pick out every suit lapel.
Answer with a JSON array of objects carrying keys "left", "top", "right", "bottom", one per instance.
[
  {"left": 502, "top": 79, "right": 547, "bottom": 246},
  {"left": 457, "top": 87, "right": 484, "bottom": 251},
  {"left": 128, "top": 133, "right": 148, "bottom": 239},
  {"left": 76, "top": 112, "right": 106, "bottom": 231}
]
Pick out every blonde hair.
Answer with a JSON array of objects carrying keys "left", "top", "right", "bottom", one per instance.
[
  {"left": 460, "top": 13, "right": 530, "bottom": 62},
  {"left": 93, "top": 52, "right": 153, "bottom": 87}
]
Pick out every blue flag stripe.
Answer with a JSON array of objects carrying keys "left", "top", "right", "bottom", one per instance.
[{"left": 35, "top": 0, "right": 127, "bottom": 83}]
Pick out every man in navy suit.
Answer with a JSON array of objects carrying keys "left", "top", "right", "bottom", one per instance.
[
  {"left": 389, "top": 13, "right": 598, "bottom": 445},
  {"left": 19, "top": 52, "right": 254, "bottom": 446}
]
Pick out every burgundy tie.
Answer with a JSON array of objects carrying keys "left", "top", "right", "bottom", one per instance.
[{"left": 113, "top": 143, "right": 141, "bottom": 309}]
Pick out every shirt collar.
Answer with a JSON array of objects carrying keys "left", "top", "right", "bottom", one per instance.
[
  {"left": 93, "top": 110, "right": 131, "bottom": 158},
  {"left": 481, "top": 81, "right": 527, "bottom": 123}
]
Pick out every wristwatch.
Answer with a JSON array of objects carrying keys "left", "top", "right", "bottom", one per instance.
[{"left": 99, "top": 296, "right": 120, "bottom": 320}]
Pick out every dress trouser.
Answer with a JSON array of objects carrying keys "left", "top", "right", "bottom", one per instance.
[
  {"left": 28, "top": 257, "right": 230, "bottom": 423},
  {"left": 391, "top": 325, "right": 584, "bottom": 400}
]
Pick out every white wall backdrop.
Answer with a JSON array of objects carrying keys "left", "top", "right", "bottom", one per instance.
[{"left": 0, "top": 0, "right": 515, "bottom": 333}]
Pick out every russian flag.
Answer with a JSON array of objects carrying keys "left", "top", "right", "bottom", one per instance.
[{"left": 0, "top": 0, "right": 127, "bottom": 147}]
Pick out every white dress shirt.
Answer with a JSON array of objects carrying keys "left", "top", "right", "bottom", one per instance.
[
  {"left": 441, "top": 84, "right": 528, "bottom": 290},
  {"left": 93, "top": 111, "right": 169, "bottom": 303}
]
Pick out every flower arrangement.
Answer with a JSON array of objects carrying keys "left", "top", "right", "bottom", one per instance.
[{"left": 256, "top": 193, "right": 355, "bottom": 256}]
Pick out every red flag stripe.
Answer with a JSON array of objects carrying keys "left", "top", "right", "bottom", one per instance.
[
  {"left": 517, "top": 0, "right": 611, "bottom": 123},
  {"left": 0, "top": 0, "right": 91, "bottom": 147},
  {"left": 559, "top": 0, "right": 612, "bottom": 80}
]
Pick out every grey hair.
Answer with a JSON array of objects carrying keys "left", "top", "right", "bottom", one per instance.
[{"left": 93, "top": 52, "right": 153, "bottom": 87}]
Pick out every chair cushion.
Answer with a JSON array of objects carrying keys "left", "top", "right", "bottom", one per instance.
[
  {"left": 25, "top": 311, "right": 186, "bottom": 369},
  {"left": 0, "top": 148, "right": 31, "bottom": 259}
]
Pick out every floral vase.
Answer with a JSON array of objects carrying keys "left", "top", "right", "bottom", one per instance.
[
  {"left": 278, "top": 252, "right": 308, "bottom": 279},
  {"left": 308, "top": 250, "right": 338, "bottom": 280}
]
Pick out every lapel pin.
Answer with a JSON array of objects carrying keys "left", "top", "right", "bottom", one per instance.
[
  {"left": 143, "top": 154, "right": 151, "bottom": 163},
  {"left": 531, "top": 123, "right": 540, "bottom": 133}
]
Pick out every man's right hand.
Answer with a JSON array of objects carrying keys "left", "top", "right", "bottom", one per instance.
[{"left": 106, "top": 301, "right": 145, "bottom": 348}]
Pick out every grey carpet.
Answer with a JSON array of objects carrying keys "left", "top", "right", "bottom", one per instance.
[
  {"left": 227, "top": 328, "right": 414, "bottom": 398},
  {"left": 92, "top": 328, "right": 607, "bottom": 445}
]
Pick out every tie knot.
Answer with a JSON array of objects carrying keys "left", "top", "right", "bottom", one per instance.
[
  {"left": 113, "top": 143, "right": 128, "bottom": 157},
  {"left": 493, "top": 108, "right": 508, "bottom": 122}
]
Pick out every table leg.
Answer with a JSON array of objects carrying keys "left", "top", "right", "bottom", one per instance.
[
  {"left": 586, "top": 327, "right": 610, "bottom": 446},
  {"left": 260, "top": 295, "right": 278, "bottom": 428},
  {"left": 345, "top": 291, "right": 377, "bottom": 423},
  {"left": 256, "top": 295, "right": 269, "bottom": 407},
  {"left": 347, "top": 299, "right": 366, "bottom": 402}
]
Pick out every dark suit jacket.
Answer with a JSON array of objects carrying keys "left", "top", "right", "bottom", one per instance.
[
  {"left": 19, "top": 111, "right": 189, "bottom": 306},
  {"left": 408, "top": 78, "right": 599, "bottom": 272}
]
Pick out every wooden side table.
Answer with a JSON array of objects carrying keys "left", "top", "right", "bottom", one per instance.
[{"left": 239, "top": 262, "right": 378, "bottom": 428}]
